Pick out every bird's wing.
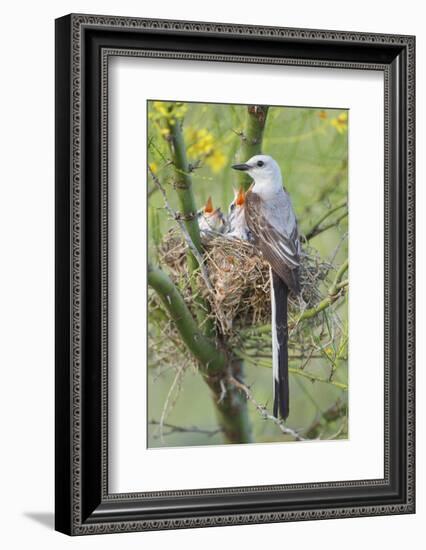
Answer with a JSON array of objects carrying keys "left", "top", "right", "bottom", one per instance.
[{"left": 245, "top": 190, "right": 301, "bottom": 293}]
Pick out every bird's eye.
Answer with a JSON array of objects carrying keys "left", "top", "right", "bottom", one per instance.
[
  {"left": 257, "top": 160, "right": 264, "bottom": 167},
  {"left": 230, "top": 203, "right": 236, "bottom": 211}
]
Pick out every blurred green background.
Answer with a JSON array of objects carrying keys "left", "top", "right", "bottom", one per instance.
[{"left": 147, "top": 101, "right": 348, "bottom": 448}]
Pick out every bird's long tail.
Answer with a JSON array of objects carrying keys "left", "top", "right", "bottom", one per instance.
[{"left": 270, "top": 268, "right": 289, "bottom": 419}]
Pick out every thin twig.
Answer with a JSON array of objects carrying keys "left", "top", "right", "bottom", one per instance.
[
  {"left": 329, "top": 231, "right": 348, "bottom": 264},
  {"left": 218, "top": 378, "right": 227, "bottom": 404},
  {"left": 289, "top": 368, "right": 347, "bottom": 390},
  {"left": 303, "top": 399, "right": 347, "bottom": 439},
  {"left": 149, "top": 420, "right": 222, "bottom": 438},
  {"left": 326, "top": 420, "right": 347, "bottom": 440},
  {"left": 304, "top": 200, "right": 348, "bottom": 241},
  {"left": 306, "top": 210, "right": 348, "bottom": 241},
  {"left": 228, "top": 375, "right": 307, "bottom": 441},
  {"left": 233, "top": 349, "right": 348, "bottom": 390},
  {"left": 158, "top": 366, "right": 185, "bottom": 442}
]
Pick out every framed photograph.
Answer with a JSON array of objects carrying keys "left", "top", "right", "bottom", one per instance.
[{"left": 55, "top": 14, "right": 415, "bottom": 535}]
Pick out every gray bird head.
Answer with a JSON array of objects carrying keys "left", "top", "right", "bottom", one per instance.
[{"left": 232, "top": 154, "right": 282, "bottom": 188}]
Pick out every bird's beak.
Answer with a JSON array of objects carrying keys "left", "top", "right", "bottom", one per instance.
[
  {"left": 232, "top": 163, "right": 250, "bottom": 171},
  {"left": 204, "top": 196, "right": 214, "bottom": 213},
  {"left": 236, "top": 187, "right": 245, "bottom": 206}
]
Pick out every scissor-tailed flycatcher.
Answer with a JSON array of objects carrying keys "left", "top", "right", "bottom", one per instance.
[
  {"left": 198, "top": 196, "right": 227, "bottom": 238},
  {"left": 232, "top": 155, "right": 301, "bottom": 419},
  {"left": 227, "top": 187, "right": 251, "bottom": 241}
]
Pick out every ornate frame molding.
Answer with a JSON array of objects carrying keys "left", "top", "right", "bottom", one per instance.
[{"left": 55, "top": 14, "right": 415, "bottom": 535}]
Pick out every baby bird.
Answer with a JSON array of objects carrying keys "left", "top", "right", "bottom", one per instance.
[
  {"left": 227, "top": 187, "right": 251, "bottom": 241},
  {"left": 197, "top": 196, "right": 227, "bottom": 239}
]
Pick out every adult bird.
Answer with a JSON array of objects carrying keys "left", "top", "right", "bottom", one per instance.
[{"left": 232, "top": 155, "right": 301, "bottom": 419}]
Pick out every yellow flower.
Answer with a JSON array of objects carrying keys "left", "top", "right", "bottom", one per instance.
[
  {"left": 186, "top": 128, "right": 215, "bottom": 157},
  {"left": 318, "top": 110, "right": 328, "bottom": 120},
  {"left": 185, "top": 127, "right": 227, "bottom": 173},
  {"left": 150, "top": 101, "right": 188, "bottom": 122},
  {"left": 173, "top": 103, "right": 188, "bottom": 119},
  {"left": 152, "top": 101, "right": 169, "bottom": 116},
  {"left": 206, "top": 149, "right": 227, "bottom": 173},
  {"left": 149, "top": 162, "right": 158, "bottom": 174},
  {"left": 330, "top": 112, "right": 348, "bottom": 134}
]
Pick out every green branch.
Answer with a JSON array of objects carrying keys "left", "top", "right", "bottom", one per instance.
[
  {"left": 159, "top": 107, "right": 215, "bottom": 335},
  {"left": 303, "top": 199, "right": 347, "bottom": 241},
  {"left": 166, "top": 117, "right": 203, "bottom": 257},
  {"left": 234, "top": 349, "right": 348, "bottom": 390},
  {"left": 289, "top": 367, "right": 347, "bottom": 390},
  {"left": 236, "top": 105, "right": 269, "bottom": 190},
  {"left": 148, "top": 264, "right": 225, "bottom": 373},
  {"left": 329, "top": 259, "right": 349, "bottom": 295},
  {"left": 148, "top": 165, "right": 214, "bottom": 294},
  {"left": 148, "top": 263, "right": 252, "bottom": 443}
]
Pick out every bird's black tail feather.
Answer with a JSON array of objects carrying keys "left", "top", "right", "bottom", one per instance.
[{"left": 271, "top": 270, "right": 289, "bottom": 420}]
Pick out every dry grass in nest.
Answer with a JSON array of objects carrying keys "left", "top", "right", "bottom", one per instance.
[{"left": 158, "top": 229, "right": 332, "bottom": 336}]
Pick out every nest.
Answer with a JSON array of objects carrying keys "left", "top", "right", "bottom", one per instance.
[{"left": 157, "top": 228, "right": 332, "bottom": 336}]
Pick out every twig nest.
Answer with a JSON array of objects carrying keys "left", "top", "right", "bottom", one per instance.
[
  {"left": 158, "top": 229, "right": 332, "bottom": 336},
  {"left": 203, "top": 237, "right": 269, "bottom": 333}
]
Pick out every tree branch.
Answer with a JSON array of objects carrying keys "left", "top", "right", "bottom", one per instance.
[
  {"left": 149, "top": 420, "right": 222, "bottom": 439},
  {"left": 148, "top": 165, "right": 214, "bottom": 294},
  {"left": 148, "top": 264, "right": 253, "bottom": 443},
  {"left": 148, "top": 264, "right": 226, "bottom": 373},
  {"left": 235, "top": 105, "right": 269, "bottom": 190},
  {"left": 166, "top": 115, "right": 203, "bottom": 256},
  {"left": 228, "top": 375, "right": 306, "bottom": 441},
  {"left": 155, "top": 106, "right": 215, "bottom": 334},
  {"left": 150, "top": 104, "right": 254, "bottom": 444},
  {"left": 304, "top": 201, "right": 348, "bottom": 241},
  {"left": 233, "top": 349, "right": 348, "bottom": 390},
  {"left": 328, "top": 259, "right": 349, "bottom": 295}
]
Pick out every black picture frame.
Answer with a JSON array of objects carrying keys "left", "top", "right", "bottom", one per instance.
[{"left": 55, "top": 13, "right": 415, "bottom": 535}]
